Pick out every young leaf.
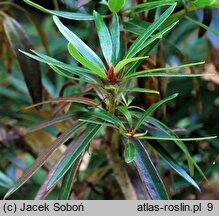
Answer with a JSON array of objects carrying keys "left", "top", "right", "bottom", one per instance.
[
  {"left": 114, "top": 56, "right": 148, "bottom": 74},
  {"left": 123, "top": 142, "right": 136, "bottom": 163},
  {"left": 125, "top": 3, "right": 177, "bottom": 58},
  {"left": 108, "top": 0, "right": 125, "bottom": 13},
  {"left": 135, "top": 93, "right": 178, "bottom": 131},
  {"left": 53, "top": 16, "right": 105, "bottom": 70},
  {"left": 47, "top": 124, "right": 101, "bottom": 190},
  {"left": 24, "top": 0, "right": 93, "bottom": 20},
  {"left": 68, "top": 43, "right": 106, "bottom": 78},
  {"left": 93, "top": 11, "right": 113, "bottom": 65},
  {"left": 4, "top": 122, "right": 86, "bottom": 199},
  {"left": 110, "top": 13, "right": 120, "bottom": 66},
  {"left": 131, "top": 138, "right": 169, "bottom": 200},
  {"left": 3, "top": 15, "right": 42, "bottom": 105},
  {"left": 117, "top": 106, "right": 133, "bottom": 128}
]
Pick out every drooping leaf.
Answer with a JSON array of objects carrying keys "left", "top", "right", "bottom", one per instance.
[
  {"left": 148, "top": 139, "right": 200, "bottom": 190},
  {"left": 21, "top": 96, "right": 98, "bottom": 110},
  {"left": 125, "top": 3, "right": 177, "bottom": 58},
  {"left": 146, "top": 116, "right": 208, "bottom": 180},
  {"left": 117, "top": 106, "right": 133, "bottom": 128},
  {"left": 4, "top": 122, "right": 86, "bottom": 199},
  {"left": 110, "top": 13, "right": 120, "bottom": 66},
  {"left": 47, "top": 124, "right": 101, "bottom": 190},
  {"left": 135, "top": 93, "right": 178, "bottom": 131},
  {"left": 108, "top": 0, "right": 125, "bottom": 13},
  {"left": 27, "top": 113, "right": 77, "bottom": 133},
  {"left": 114, "top": 56, "right": 148, "bottom": 74},
  {"left": 186, "top": 16, "right": 219, "bottom": 37},
  {"left": 67, "top": 43, "right": 106, "bottom": 78},
  {"left": 53, "top": 16, "right": 105, "bottom": 70},
  {"left": 93, "top": 11, "right": 113, "bottom": 65},
  {"left": 123, "top": 142, "right": 136, "bottom": 163},
  {"left": 24, "top": 0, "right": 93, "bottom": 20},
  {"left": 131, "top": 138, "right": 169, "bottom": 200},
  {"left": 3, "top": 15, "right": 42, "bottom": 105}
]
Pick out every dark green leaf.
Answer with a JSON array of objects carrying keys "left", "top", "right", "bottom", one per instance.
[
  {"left": 125, "top": 3, "right": 176, "bottom": 58},
  {"left": 148, "top": 140, "right": 200, "bottom": 190},
  {"left": 4, "top": 122, "right": 86, "bottom": 199},
  {"left": 117, "top": 106, "right": 133, "bottom": 127},
  {"left": 47, "top": 124, "right": 101, "bottom": 189},
  {"left": 93, "top": 11, "right": 113, "bottom": 65},
  {"left": 24, "top": 0, "right": 93, "bottom": 20},
  {"left": 110, "top": 13, "right": 120, "bottom": 65},
  {"left": 53, "top": 16, "right": 105, "bottom": 70},
  {"left": 131, "top": 138, "right": 169, "bottom": 200},
  {"left": 135, "top": 93, "right": 178, "bottom": 131},
  {"left": 3, "top": 15, "right": 42, "bottom": 105}
]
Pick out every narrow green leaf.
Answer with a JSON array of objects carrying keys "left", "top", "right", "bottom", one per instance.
[
  {"left": 67, "top": 43, "right": 106, "bottom": 78},
  {"left": 117, "top": 106, "right": 133, "bottom": 128},
  {"left": 125, "top": 3, "right": 177, "bottom": 58},
  {"left": 124, "top": 40, "right": 160, "bottom": 76},
  {"left": 123, "top": 142, "right": 136, "bottom": 163},
  {"left": 114, "top": 56, "right": 148, "bottom": 74},
  {"left": 135, "top": 93, "right": 178, "bottom": 131},
  {"left": 3, "top": 15, "right": 42, "bottom": 105},
  {"left": 186, "top": 16, "right": 219, "bottom": 37},
  {"left": 108, "top": 0, "right": 125, "bottom": 13},
  {"left": 89, "top": 108, "right": 124, "bottom": 127},
  {"left": 131, "top": 138, "right": 169, "bottom": 200},
  {"left": 53, "top": 16, "right": 105, "bottom": 70},
  {"left": 148, "top": 140, "right": 200, "bottom": 190},
  {"left": 79, "top": 118, "right": 118, "bottom": 129},
  {"left": 23, "top": 0, "right": 93, "bottom": 20},
  {"left": 139, "top": 136, "right": 217, "bottom": 141},
  {"left": 125, "top": 61, "right": 206, "bottom": 80},
  {"left": 19, "top": 50, "right": 98, "bottom": 84},
  {"left": 122, "top": 88, "right": 159, "bottom": 94},
  {"left": 47, "top": 124, "right": 101, "bottom": 189},
  {"left": 110, "top": 13, "right": 120, "bottom": 66},
  {"left": 4, "top": 122, "right": 86, "bottom": 199},
  {"left": 58, "top": 164, "right": 75, "bottom": 200},
  {"left": 126, "top": 0, "right": 176, "bottom": 13},
  {"left": 93, "top": 11, "right": 113, "bottom": 65},
  {"left": 146, "top": 116, "right": 207, "bottom": 180}
]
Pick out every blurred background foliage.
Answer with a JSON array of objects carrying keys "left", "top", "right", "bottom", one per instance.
[{"left": 0, "top": 0, "right": 219, "bottom": 199}]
